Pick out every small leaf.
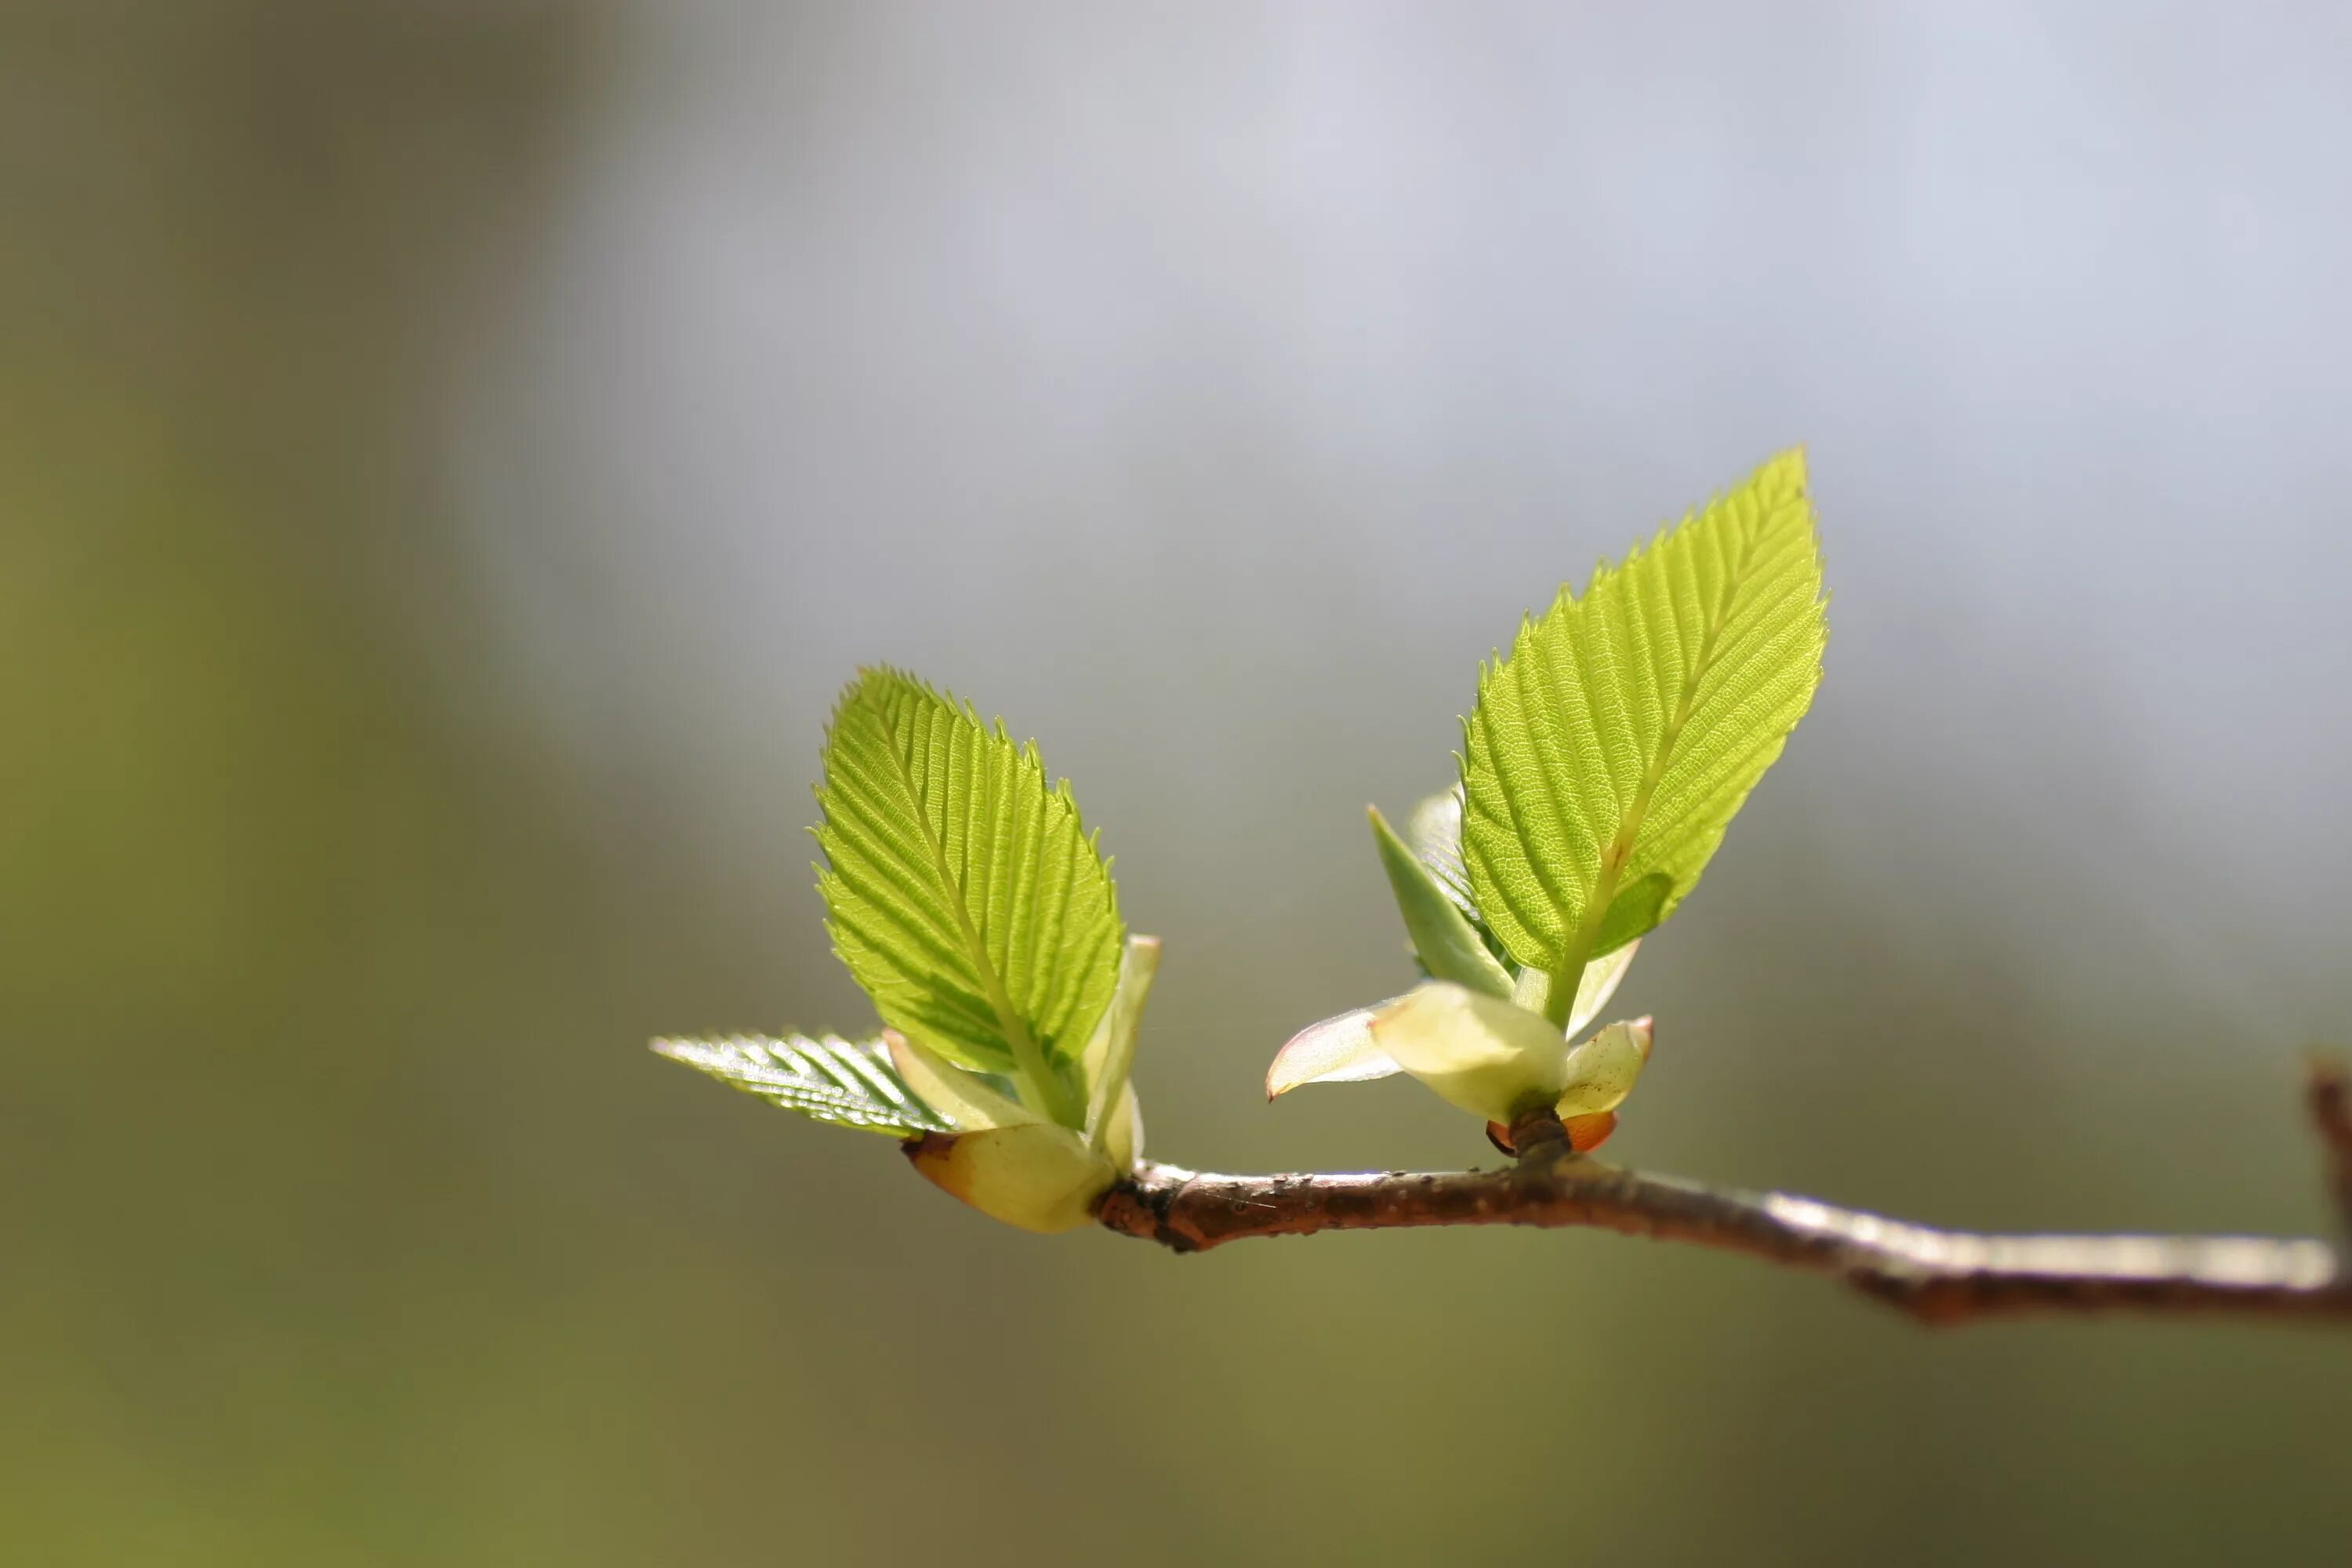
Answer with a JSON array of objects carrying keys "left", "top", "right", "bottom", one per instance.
[
  {"left": 1556, "top": 1017, "right": 1655, "bottom": 1120},
  {"left": 903, "top": 1123, "right": 1119, "bottom": 1234},
  {"left": 1461, "top": 450, "right": 1825, "bottom": 1003},
  {"left": 1366, "top": 983, "right": 1571, "bottom": 1123},
  {"left": 1563, "top": 1111, "right": 1618, "bottom": 1152},
  {"left": 1403, "top": 786, "right": 1519, "bottom": 975},
  {"left": 886, "top": 1029, "right": 1038, "bottom": 1132},
  {"left": 652, "top": 1033, "right": 952, "bottom": 1137},
  {"left": 1266, "top": 1006, "right": 1397, "bottom": 1099},
  {"left": 815, "top": 667, "right": 1123, "bottom": 1127},
  {"left": 1096, "top": 1082, "right": 1145, "bottom": 1173},
  {"left": 1370, "top": 805, "right": 1512, "bottom": 997}
]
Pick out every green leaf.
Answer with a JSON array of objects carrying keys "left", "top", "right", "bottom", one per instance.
[
  {"left": 1369, "top": 804, "right": 1512, "bottom": 998},
  {"left": 1402, "top": 785, "right": 1519, "bottom": 976},
  {"left": 1460, "top": 450, "right": 1825, "bottom": 1014},
  {"left": 652, "top": 1033, "right": 953, "bottom": 1136},
  {"left": 815, "top": 667, "right": 1123, "bottom": 1128}
]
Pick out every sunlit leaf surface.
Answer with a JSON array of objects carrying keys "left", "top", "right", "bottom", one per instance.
[
  {"left": 815, "top": 667, "right": 1123, "bottom": 1123},
  {"left": 1461, "top": 450, "right": 1826, "bottom": 982},
  {"left": 653, "top": 1033, "right": 951, "bottom": 1136}
]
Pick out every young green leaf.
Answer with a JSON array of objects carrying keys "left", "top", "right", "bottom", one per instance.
[
  {"left": 1461, "top": 449, "right": 1825, "bottom": 1019},
  {"left": 815, "top": 668, "right": 1123, "bottom": 1127},
  {"left": 1369, "top": 804, "right": 1512, "bottom": 998},
  {"left": 1403, "top": 786, "right": 1543, "bottom": 993},
  {"left": 652, "top": 1033, "right": 953, "bottom": 1137}
]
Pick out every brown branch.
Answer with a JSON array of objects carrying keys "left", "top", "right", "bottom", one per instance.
[
  {"left": 1094, "top": 1062, "right": 2352, "bottom": 1327},
  {"left": 2307, "top": 1051, "right": 2352, "bottom": 1243}
]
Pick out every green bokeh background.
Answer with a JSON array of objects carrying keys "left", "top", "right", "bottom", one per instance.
[{"left": 9, "top": 5, "right": 2352, "bottom": 1563}]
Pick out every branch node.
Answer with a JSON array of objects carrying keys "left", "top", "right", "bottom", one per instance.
[
  {"left": 2304, "top": 1051, "right": 2352, "bottom": 1242},
  {"left": 1505, "top": 1105, "right": 1571, "bottom": 1167}
]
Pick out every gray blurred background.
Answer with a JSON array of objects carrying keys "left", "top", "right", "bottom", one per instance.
[{"left": 8, "top": 2, "right": 2352, "bottom": 1563}]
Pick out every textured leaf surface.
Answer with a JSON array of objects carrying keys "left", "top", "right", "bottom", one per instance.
[
  {"left": 652, "top": 1033, "right": 952, "bottom": 1136},
  {"left": 1461, "top": 450, "right": 1825, "bottom": 981},
  {"left": 815, "top": 668, "right": 1123, "bottom": 1122}
]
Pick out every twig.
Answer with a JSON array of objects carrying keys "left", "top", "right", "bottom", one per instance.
[
  {"left": 2307, "top": 1051, "right": 2352, "bottom": 1243},
  {"left": 1094, "top": 1059, "right": 2352, "bottom": 1327}
]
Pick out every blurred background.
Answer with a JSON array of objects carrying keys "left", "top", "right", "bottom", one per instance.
[{"left": 8, "top": 2, "right": 2352, "bottom": 1563}]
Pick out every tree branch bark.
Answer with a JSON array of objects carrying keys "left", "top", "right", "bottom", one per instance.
[
  {"left": 2305, "top": 1051, "right": 2352, "bottom": 1245},
  {"left": 1094, "top": 1062, "right": 2352, "bottom": 1327}
]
